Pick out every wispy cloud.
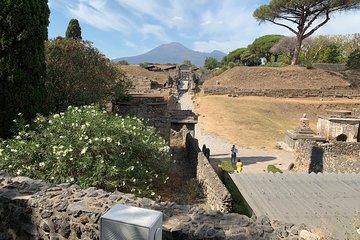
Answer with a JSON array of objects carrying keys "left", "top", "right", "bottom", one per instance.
[
  {"left": 67, "top": 0, "right": 134, "bottom": 32},
  {"left": 140, "top": 24, "right": 171, "bottom": 42}
]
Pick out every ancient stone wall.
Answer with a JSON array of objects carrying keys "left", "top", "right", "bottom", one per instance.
[
  {"left": 317, "top": 117, "right": 360, "bottom": 142},
  {"left": 169, "top": 127, "right": 197, "bottom": 179},
  {"left": 203, "top": 87, "right": 360, "bottom": 98},
  {"left": 112, "top": 95, "right": 171, "bottom": 142},
  {"left": 294, "top": 140, "right": 360, "bottom": 173},
  {"left": 0, "top": 173, "right": 309, "bottom": 240},
  {"left": 313, "top": 63, "right": 347, "bottom": 72},
  {"left": 185, "top": 133, "right": 232, "bottom": 213}
]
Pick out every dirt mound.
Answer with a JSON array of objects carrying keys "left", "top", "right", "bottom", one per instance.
[
  {"left": 205, "top": 66, "right": 350, "bottom": 89},
  {"left": 116, "top": 64, "right": 168, "bottom": 85}
]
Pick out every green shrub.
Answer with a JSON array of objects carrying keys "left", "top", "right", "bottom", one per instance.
[
  {"left": 117, "top": 60, "right": 129, "bottom": 65},
  {"left": 45, "top": 38, "right": 131, "bottom": 112},
  {"left": 347, "top": 49, "right": 360, "bottom": 69},
  {"left": 0, "top": 105, "right": 170, "bottom": 197},
  {"left": 228, "top": 62, "right": 236, "bottom": 68},
  {"left": 220, "top": 161, "right": 235, "bottom": 174},
  {"left": 267, "top": 165, "right": 283, "bottom": 173}
]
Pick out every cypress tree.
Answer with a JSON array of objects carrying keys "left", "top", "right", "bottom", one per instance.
[
  {"left": 65, "top": 19, "right": 82, "bottom": 40},
  {"left": 0, "top": 0, "right": 50, "bottom": 138}
]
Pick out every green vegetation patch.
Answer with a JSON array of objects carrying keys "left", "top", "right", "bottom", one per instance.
[
  {"left": 267, "top": 164, "right": 283, "bottom": 173},
  {"left": 0, "top": 105, "right": 170, "bottom": 198},
  {"left": 220, "top": 161, "right": 235, "bottom": 174}
]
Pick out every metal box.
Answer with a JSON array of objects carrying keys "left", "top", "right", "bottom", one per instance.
[{"left": 100, "top": 204, "right": 163, "bottom": 240}]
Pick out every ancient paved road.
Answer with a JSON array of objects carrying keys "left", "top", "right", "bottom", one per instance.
[{"left": 178, "top": 91, "right": 294, "bottom": 173}]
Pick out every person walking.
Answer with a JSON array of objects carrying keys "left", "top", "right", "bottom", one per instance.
[
  {"left": 236, "top": 159, "right": 243, "bottom": 173},
  {"left": 231, "top": 145, "right": 238, "bottom": 163}
]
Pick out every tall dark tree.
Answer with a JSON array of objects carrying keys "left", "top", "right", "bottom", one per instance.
[
  {"left": 0, "top": 0, "right": 50, "bottom": 138},
  {"left": 65, "top": 19, "right": 82, "bottom": 40},
  {"left": 254, "top": 0, "right": 360, "bottom": 65}
]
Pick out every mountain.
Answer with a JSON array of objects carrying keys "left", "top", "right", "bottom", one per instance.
[{"left": 113, "top": 42, "right": 226, "bottom": 66}]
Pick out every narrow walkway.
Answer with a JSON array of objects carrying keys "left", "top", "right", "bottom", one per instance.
[{"left": 178, "top": 91, "right": 294, "bottom": 173}]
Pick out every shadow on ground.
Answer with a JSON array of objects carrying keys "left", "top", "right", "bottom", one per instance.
[{"left": 210, "top": 156, "right": 277, "bottom": 166}]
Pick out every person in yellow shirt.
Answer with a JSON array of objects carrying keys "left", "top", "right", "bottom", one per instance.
[{"left": 236, "top": 159, "right": 243, "bottom": 173}]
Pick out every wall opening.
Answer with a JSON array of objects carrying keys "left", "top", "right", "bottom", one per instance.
[{"left": 336, "top": 134, "right": 347, "bottom": 142}]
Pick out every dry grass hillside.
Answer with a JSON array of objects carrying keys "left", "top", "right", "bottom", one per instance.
[
  {"left": 204, "top": 66, "right": 351, "bottom": 89},
  {"left": 116, "top": 64, "right": 168, "bottom": 85},
  {"left": 194, "top": 96, "right": 360, "bottom": 149}
]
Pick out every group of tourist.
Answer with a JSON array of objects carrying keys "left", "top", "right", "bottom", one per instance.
[{"left": 231, "top": 145, "right": 242, "bottom": 173}]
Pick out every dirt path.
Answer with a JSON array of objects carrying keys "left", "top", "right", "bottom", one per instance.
[{"left": 178, "top": 91, "right": 294, "bottom": 173}]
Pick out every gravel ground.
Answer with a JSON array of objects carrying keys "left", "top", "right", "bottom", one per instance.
[{"left": 178, "top": 91, "right": 295, "bottom": 173}]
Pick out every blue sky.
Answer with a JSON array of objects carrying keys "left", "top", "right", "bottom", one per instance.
[{"left": 48, "top": 0, "right": 360, "bottom": 59}]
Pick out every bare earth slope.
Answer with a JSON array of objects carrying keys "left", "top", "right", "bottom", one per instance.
[
  {"left": 205, "top": 66, "right": 350, "bottom": 89},
  {"left": 116, "top": 64, "right": 168, "bottom": 85}
]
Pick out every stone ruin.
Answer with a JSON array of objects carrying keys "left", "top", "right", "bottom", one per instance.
[
  {"left": 285, "top": 109, "right": 360, "bottom": 174},
  {"left": 284, "top": 108, "right": 360, "bottom": 151},
  {"left": 283, "top": 114, "right": 326, "bottom": 150},
  {"left": 317, "top": 109, "right": 360, "bottom": 142}
]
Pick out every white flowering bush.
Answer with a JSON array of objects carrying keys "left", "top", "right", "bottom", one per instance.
[{"left": 0, "top": 105, "right": 170, "bottom": 197}]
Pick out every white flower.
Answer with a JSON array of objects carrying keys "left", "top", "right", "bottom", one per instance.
[
  {"left": 53, "top": 114, "right": 60, "bottom": 118},
  {"left": 16, "top": 169, "right": 22, "bottom": 175},
  {"left": 10, "top": 149, "right": 18, "bottom": 153},
  {"left": 24, "top": 124, "right": 29, "bottom": 128},
  {"left": 48, "top": 120, "right": 52, "bottom": 124},
  {"left": 151, "top": 192, "right": 155, "bottom": 196},
  {"left": 59, "top": 136, "right": 64, "bottom": 139},
  {"left": 39, "top": 162, "right": 45, "bottom": 168},
  {"left": 80, "top": 147, "right": 88, "bottom": 155},
  {"left": 130, "top": 166, "right": 134, "bottom": 171},
  {"left": 70, "top": 177, "right": 74, "bottom": 182},
  {"left": 15, "top": 136, "right": 21, "bottom": 140}
]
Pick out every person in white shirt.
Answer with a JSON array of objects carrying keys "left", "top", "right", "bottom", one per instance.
[{"left": 231, "top": 145, "right": 238, "bottom": 163}]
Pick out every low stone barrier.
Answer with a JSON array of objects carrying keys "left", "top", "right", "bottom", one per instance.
[
  {"left": 0, "top": 173, "right": 310, "bottom": 239},
  {"left": 294, "top": 140, "right": 360, "bottom": 173},
  {"left": 185, "top": 133, "right": 232, "bottom": 213},
  {"left": 203, "top": 86, "right": 360, "bottom": 98},
  {"left": 313, "top": 63, "right": 347, "bottom": 72}
]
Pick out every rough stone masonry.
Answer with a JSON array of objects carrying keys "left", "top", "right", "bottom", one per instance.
[{"left": 0, "top": 172, "right": 310, "bottom": 239}]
